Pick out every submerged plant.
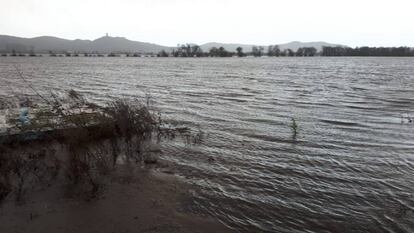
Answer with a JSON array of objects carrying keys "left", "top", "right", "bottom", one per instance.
[{"left": 291, "top": 117, "right": 298, "bottom": 139}]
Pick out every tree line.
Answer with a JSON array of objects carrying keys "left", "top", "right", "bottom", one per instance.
[
  {"left": 158, "top": 44, "right": 319, "bottom": 57},
  {"left": 158, "top": 44, "right": 414, "bottom": 57},
  {"left": 321, "top": 46, "right": 414, "bottom": 56},
  {"left": 3, "top": 44, "right": 413, "bottom": 57}
]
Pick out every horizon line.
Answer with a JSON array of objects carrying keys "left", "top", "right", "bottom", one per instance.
[{"left": 2, "top": 33, "right": 414, "bottom": 49}]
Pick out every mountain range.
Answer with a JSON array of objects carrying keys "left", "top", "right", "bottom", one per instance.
[
  {"left": 0, "top": 34, "right": 343, "bottom": 54},
  {"left": 0, "top": 35, "right": 168, "bottom": 54}
]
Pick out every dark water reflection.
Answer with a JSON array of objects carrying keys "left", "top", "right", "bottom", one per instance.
[{"left": 1, "top": 57, "right": 413, "bottom": 232}]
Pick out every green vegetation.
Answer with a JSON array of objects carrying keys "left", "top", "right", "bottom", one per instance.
[
  {"left": 172, "top": 44, "right": 204, "bottom": 57},
  {"left": 107, "top": 52, "right": 119, "bottom": 57},
  {"left": 156, "top": 44, "right": 414, "bottom": 57},
  {"left": 160, "top": 45, "right": 321, "bottom": 57},
  {"left": 6, "top": 45, "right": 413, "bottom": 58},
  {"left": 157, "top": 50, "right": 169, "bottom": 57},
  {"left": 267, "top": 45, "right": 280, "bottom": 57},
  {"left": 322, "top": 46, "right": 414, "bottom": 56},
  {"left": 2, "top": 42, "right": 414, "bottom": 58},
  {"left": 252, "top": 46, "right": 264, "bottom": 57},
  {"left": 236, "top": 47, "right": 245, "bottom": 57}
]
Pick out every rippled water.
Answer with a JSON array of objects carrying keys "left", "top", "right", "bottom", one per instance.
[{"left": 1, "top": 57, "right": 414, "bottom": 232}]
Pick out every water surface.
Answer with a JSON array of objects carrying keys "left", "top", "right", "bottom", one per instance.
[{"left": 1, "top": 57, "right": 413, "bottom": 232}]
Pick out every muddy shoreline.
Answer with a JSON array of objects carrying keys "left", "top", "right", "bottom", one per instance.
[
  {"left": 0, "top": 93, "right": 231, "bottom": 232},
  {"left": 0, "top": 166, "right": 233, "bottom": 233}
]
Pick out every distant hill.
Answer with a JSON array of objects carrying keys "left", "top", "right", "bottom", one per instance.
[
  {"left": 200, "top": 41, "right": 345, "bottom": 52},
  {"left": 277, "top": 41, "right": 345, "bottom": 52},
  {"left": 0, "top": 35, "right": 171, "bottom": 53},
  {"left": 0, "top": 34, "right": 344, "bottom": 54}
]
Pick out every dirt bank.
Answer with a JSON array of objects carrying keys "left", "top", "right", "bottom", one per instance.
[{"left": 0, "top": 167, "right": 233, "bottom": 233}]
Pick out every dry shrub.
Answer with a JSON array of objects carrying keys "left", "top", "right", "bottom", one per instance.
[
  {"left": 0, "top": 90, "right": 204, "bottom": 202},
  {"left": 0, "top": 144, "right": 60, "bottom": 204},
  {"left": 52, "top": 97, "right": 162, "bottom": 196},
  {"left": 104, "top": 99, "right": 157, "bottom": 140},
  {"left": 0, "top": 146, "right": 12, "bottom": 202}
]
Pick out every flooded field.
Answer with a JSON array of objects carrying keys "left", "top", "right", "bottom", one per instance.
[{"left": 1, "top": 57, "right": 413, "bottom": 232}]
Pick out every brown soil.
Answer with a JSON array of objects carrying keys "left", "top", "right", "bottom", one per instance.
[{"left": 0, "top": 167, "right": 233, "bottom": 233}]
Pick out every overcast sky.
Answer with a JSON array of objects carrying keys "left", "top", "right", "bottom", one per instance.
[{"left": 1, "top": 0, "right": 413, "bottom": 47}]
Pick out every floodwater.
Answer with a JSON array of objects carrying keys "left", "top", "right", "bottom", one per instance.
[{"left": 1, "top": 57, "right": 413, "bottom": 232}]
